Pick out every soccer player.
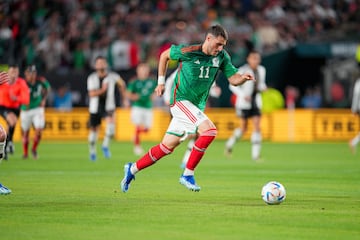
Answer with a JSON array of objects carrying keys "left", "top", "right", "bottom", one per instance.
[
  {"left": 121, "top": 25, "right": 254, "bottom": 192},
  {"left": 87, "top": 56, "right": 127, "bottom": 161},
  {"left": 0, "top": 65, "right": 30, "bottom": 160},
  {"left": 20, "top": 65, "right": 50, "bottom": 159},
  {"left": 225, "top": 50, "right": 267, "bottom": 160},
  {"left": 0, "top": 71, "right": 11, "bottom": 195},
  {"left": 127, "top": 63, "right": 157, "bottom": 156},
  {"left": 349, "top": 77, "right": 360, "bottom": 154}
]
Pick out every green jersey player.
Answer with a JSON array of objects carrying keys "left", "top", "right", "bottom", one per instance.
[
  {"left": 126, "top": 63, "right": 157, "bottom": 156},
  {"left": 20, "top": 65, "right": 50, "bottom": 159},
  {"left": 121, "top": 25, "right": 254, "bottom": 193}
]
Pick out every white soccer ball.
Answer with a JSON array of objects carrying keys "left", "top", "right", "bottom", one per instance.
[{"left": 261, "top": 181, "right": 286, "bottom": 205}]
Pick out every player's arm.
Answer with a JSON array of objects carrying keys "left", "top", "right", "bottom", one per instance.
[
  {"left": 155, "top": 48, "right": 171, "bottom": 97},
  {"left": 228, "top": 72, "right": 254, "bottom": 86},
  {"left": 116, "top": 77, "right": 129, "bottom": 107},
  {"left": 40, "top": 78, "right": 51, "bottom": 107},
  {"left": 88, "top": 82, "right": 108, "bottom": 97}
]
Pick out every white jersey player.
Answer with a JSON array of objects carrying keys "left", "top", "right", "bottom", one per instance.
[
  {"left": 225, "top": 50, "right": 267, "bottom": 160},
  {"left": 87, "top": 56, "right": 127, "bottom": 161}
]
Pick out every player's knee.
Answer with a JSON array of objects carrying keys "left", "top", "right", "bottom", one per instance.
[
  {"left": 105, "top": 123, "right": 115, "bottom": 137},
  {"left": 200, "top": 128, "right": 217, "bottom": 137}
]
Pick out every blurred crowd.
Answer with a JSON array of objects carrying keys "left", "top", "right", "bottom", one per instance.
[{"left": 0, "top": 0, "right": 359, "bottom": 74}]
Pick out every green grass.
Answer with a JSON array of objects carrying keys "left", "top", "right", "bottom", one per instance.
[{"left": 0, "top": 140, "right": 359, "bottom": 240}]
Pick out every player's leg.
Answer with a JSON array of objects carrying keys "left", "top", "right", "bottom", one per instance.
[
  {"left": 251, "top": 115, "right": 262, "bottom": 160},
  {"left": 0, "top": 124, "right": 6, "bottom": 160},
  {"left": 180, "top": 134, "right": 197, "bottom": 169},
  {"left": 349, "top": 131, "right": 360, "bottom": 154},
  {"left": 30, "top": 107, "right": 46, "bottom": 159},
  {"left": 135, "top": 108, "right": 153, "bottom": 156},
  {"left": 173, "top": 100, "right": 217, "bottom": 191},
  {"left": 5, "top": 110, "right": 18, "bottom": 157},
  {"left": 88, "top": 114, "right": 100, "bottom": 161},
  {"left": 121, "top": 132, "right": 178, "bottom": 193},
  {"left": 102, "top": 112, "right": 115, "bottom": 158},
  {"left": 225, "top": 110, "right": 248, "bottom": 156},
  {"left": 0, "top": 124, "right": 11, "bottom": 194},
  {"left": 131, "top": 107, "right": 145, "bottom": 155}
]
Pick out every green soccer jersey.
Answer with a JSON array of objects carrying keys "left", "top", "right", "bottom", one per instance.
[
  {"left": 21, "top": 78, "right": 50, "bottom": 110},
  {"left": 127, "top": 78, "right": 156, "bottom": 109},
  {"left": 169, "top": 44, "right": 238, "bottom": 111}
]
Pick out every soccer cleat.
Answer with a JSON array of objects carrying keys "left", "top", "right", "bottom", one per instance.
[
  {"left": 6, "top": 141, "right": 14, "bottom": 154},
  {"left": 121, "top": 163, "right": 135, "bottom": 193},
  {"left": 179, "top": 175, "right": 201, "bottom": 192},
  {"left": 102, "top": 146, "right": 111, "bottom": 158},
  {"left": 31, "top": 149, "right": 38, "bottom": 159},
  {"left": 90, "top": 153, "right": 97, "bottom": 161},
  {"left": 0, "top": 183, "right": 11, "bottom": 195},
  {"left": 224, "top": 147, "right": 232, "bottom": 157},
  {"left": 22, "top": 154, "right": 28, "bottom": 159}
]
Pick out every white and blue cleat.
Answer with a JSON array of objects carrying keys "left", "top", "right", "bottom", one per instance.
[
  {"left": 121, "top": 163, "right": 135, "bottom": 193},
  {"left": 101, "top": 146, "right": 111, "bottom": 159},
  {"left": 179, "top": 175, "right": 201, "bottom": 192},
  {"left": 0, "top": 183, "right": 11, "bottom": 195}
]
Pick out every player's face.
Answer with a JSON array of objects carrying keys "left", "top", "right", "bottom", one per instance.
[
  {"left": 247, "top": 53, "right": 261, "bottom": 69},
  {"left": 205, "top": 34, "right": 226, "bottom": 56},
  {"left": 136, "top": 64, "right": 150, "bottom": 80},
  {"left": 95, "top": 59, "right": 108, "bottom": 78},
  {"left": 8, "top": 67, "right": 19, "bottom": 83},
  {"left": 25, "top": 70, "right": 37, "bottom": 83}
]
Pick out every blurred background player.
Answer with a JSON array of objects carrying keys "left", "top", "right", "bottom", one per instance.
[
  {"left": 87, "top": 56, "right": 127, "bottom": 161},
  {"left": 0, "top": 65, "right": 30, "bottom": 160},
  {"left": 0, "top": 71, "right": 11, "bottom": 194},
  {"left": 225, "top": 50, "right": 267, "bottom": 161},
  {"left": 20, "top": 65, "right": 50, "bottom": 159},
  {"left": 349, "top": 76, "right": 360, "bottom": 154},
  {"left": 126, "top": 63, "right": 157, "bottom": 155}
]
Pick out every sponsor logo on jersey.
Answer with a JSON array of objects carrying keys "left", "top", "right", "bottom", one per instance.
[{"left": 194, "top": 60, "right": 200, "bottom": 64}]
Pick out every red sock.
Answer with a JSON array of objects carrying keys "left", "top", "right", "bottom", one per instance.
[
  {"left": 136, "top": 143, "right": 173, "bottom": 170},
  {"left": 22, "top": 134, "right": 29, "bottom": 156},
  {"left": 134, "top": 127, "right": 141, "bottom": 145},
  {"left": 186, "top": 128, "right": 217, "bottom": 170},
  {"left": 32, "top": 134, "right": 41, "bottom": 151}
]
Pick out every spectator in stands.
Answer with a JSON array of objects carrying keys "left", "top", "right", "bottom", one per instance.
[{"left": 53, "top": 84, "right": 73, "bottom": 112}]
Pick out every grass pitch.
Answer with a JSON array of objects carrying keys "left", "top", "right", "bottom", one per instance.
[{"left": 0, "top": 140, "right": 359, "bottom": 240}]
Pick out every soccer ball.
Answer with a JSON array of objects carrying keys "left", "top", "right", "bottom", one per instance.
[{"left": 261, "top": 181, "right": 286, "bottom": 205}]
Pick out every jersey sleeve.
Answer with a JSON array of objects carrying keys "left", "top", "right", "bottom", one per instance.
[
  {"left": 169, "top": 44, "right": 186, "bottom": 61},
  {"left": 220, "top": 50, "right": 238, "bottom": 78},
  {"left": 126, "top": 80, "right": 135, "bottom": 92},
  {"left": 40, "top": 77, "right": 51, "bottom": 90},
  {"left": 87, "top": 74, "right": 97, "bottom": 91}
]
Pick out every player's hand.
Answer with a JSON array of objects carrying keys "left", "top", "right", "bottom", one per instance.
[
  {"left": 155, "top": 84, "right": 165, "bottom": 97},
  {"left": 242, "top": 74, "right": 254, "bottom": 82},
  {"left": 0, "top": 71, "right": 9, "bottom": 85}
]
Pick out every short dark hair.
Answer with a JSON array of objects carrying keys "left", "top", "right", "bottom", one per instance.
[
  {"left": 247, "top": 49, "right": 260, "bottom": 58},
  {"left": 95, "top": 56, "right": 106, "bottom": 62},
  {"left": 206, "top": 25, "right": 228, "bottom": 40}
]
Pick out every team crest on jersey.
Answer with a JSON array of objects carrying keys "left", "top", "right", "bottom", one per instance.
[{"left": 212, "top": 57, "right": 219, "bottom": 67}]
